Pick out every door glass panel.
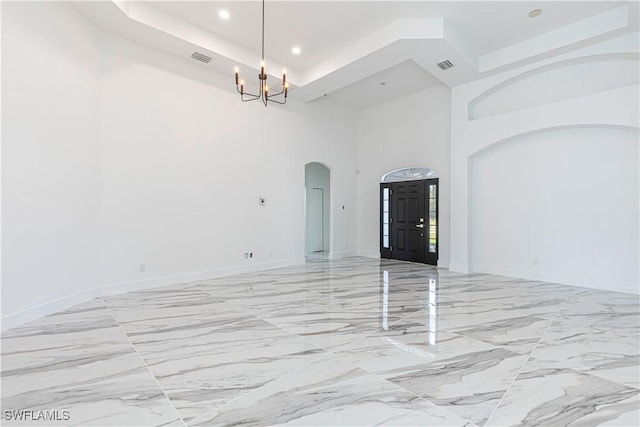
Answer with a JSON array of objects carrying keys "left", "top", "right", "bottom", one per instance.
[
  {"left": 382, "top": 187, "right": 390, "bottom": 249},
  {"left": 429, "top": 211, "right": 436, "bottom": 225},
  {"left": 428, "top": 184, "right": 437, "bottom": 254}
]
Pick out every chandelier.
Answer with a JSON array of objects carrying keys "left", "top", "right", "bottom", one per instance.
[{"left": 234, "top": 0, "right": 288, "bottom": 106}]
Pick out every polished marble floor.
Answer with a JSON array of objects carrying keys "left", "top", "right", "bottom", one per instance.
[{"left": 1, "top": 257, "right": 639, "bottom": 426}]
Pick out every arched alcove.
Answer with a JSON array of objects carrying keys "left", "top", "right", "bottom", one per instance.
[
  {"left": 468, "top": 54, "right": 640, "bottom": 120},
  {"left": 468, "top": 125, "right": 639, "bottom": 293}
]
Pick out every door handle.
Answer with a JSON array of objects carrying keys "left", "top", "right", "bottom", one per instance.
[{"left": 416, "top": 224, "right": 424, "bottom": 229}]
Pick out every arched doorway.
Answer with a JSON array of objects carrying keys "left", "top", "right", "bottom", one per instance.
[{"left": 305, "top": 162, "right": 330, "bottom": 257}]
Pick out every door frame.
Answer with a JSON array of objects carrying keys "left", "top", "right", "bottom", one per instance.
[
  {"left": 304, "top": 162, "right": 332, "bottom": 256},
  {"left": 380, "top": 177, "right": 439, "bottom": 265}
]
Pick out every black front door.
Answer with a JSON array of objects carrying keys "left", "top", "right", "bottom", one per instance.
[
  {"left": 391, "top": 180, "right": 425, "bottom": 262},
  {"left": 380, "top": 178, "right": 439, "bottom": 265}
]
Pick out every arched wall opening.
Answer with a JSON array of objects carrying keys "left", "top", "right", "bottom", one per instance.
[
  {"left": 304, "top": 162, "right": 331, "bottom": 256},
  {"left": 469, "top": 125, "right": 639, "bottom": 293}
]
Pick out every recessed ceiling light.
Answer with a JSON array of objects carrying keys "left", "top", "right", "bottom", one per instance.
[
  {"left": 292, "top": 46, "right": 301, "bottom": 55},
  {"left": 528, "top": 9, "right": 542, "bottom": 18},
  {"left": 218, "top": 10, "right": 230, "bottom": 20}
]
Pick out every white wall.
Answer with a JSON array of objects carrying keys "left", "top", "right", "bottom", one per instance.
[
  {"left": 471, "top": 127, "right": 638, "bottom": 291},
  {"left": 97, "top": 33, "right": 357, "bottom": 290},
  {"left": 1, "top": 3, "right": 357, "bottom": 327},
  {"left": 2, "top": 2, "right": 101, "bottom": 317},
  {"left": 305, "top": 162, "right": 330, "bottom": 253},
  {"left": 450, "top": 33, "right": 640, "bottom": 293},
  {"left": 355, "top": 85, "right": 451, "bottom": 265}
]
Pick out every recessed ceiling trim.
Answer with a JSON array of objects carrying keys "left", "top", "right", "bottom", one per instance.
[
  {"left": 479, "top": 5, "right": 630, "bottom": 72},
  {"left": 74, "top": 1, "right": 637, "bottom": 109},
  {"left": 110, "top": 0, "right": 301, "bottom": 84}
]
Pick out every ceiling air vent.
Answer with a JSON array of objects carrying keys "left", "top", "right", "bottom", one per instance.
[
  {"left": 191, "top": 52, "right": 212, "bottom": 64},
  {"left": 437, "top": 60, "right": 454, "bottom": 71}
]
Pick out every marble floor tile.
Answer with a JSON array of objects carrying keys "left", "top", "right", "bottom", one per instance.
[
  {"left": 530, "top": 314, "right": 640, "bottom": 389},
  {"left": 102, "top": 287, "right": 251, "bottom": 330},
  {"left": 135, "top": 318, "right": 328, "bottom": 422},
  {"left": 447, "top": 314, "right": 554, "bottom": 355},
  {"left": 1, "top": 353, "right": 182, "bottom": 426},
  {"left": 2, "top": 257, "right": 638, "bottom": 426},
  {"left": 560, "top": 288, "right": 640, "bottom": 326},
  {"left": 402, "top": 299, "right": 550, "bottom": 337},
  {"left": 486, "top": 358, "right": 640, "bottom": 427},
  {"left": 331, "top": 321, "right": 499, "bottom": 374},
  {"left": 1, "top": 299, "right": 135, "bottom": 392},
  {"left": 188, "top": 356, "right": 473, "bottom": 427},
  {"left": 379, "top": 341, "right": 529, "bottom": 425},
  {"left": 259, "top": 298, "right": 400, "bottom": 351},
  {"left": 187, "top": 281, "right": 329, "bottom": 318}
]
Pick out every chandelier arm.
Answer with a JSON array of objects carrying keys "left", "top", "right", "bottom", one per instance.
[
  {"left": 238, "top": 87, "right": 261, "bottom": 97},
  {"left": 236, "top": 85, "right": 262, "bottom": 99},
  {"left": 240, "top": 89, "right": 260, "bottom": 97},
  {"left": 266, "top": 98, "right": 286, "bottom": 105},
  {"left": 240, "top": 92, "right": 261, "bottom": 101}
]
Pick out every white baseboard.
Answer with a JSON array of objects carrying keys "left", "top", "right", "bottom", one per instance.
[
  {"left": 1, "top": 287, "right": 102, "bottom": 332},
  {"left": 472, "top": 263, "right": 640, "bottom": 295},
  {"left": 1, "top": 257, "right": 305, "bottom": 332}
]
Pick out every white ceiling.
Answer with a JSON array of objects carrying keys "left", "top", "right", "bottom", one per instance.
[
  {"left": 72, "top": 1, "right": 638, "bottom": 111},
  {"left": 326, "top": 59, "right": 442, "bottom": 110},
  {"left": 153, "top": 1, "right": 624, "bottom": 69}
]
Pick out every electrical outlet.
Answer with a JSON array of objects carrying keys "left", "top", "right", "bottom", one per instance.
[
  {"left": 249, "top": 252, "right": 253, "bottom": 258},
  {"left": 244, "top": 252, "right": 249, "bottom": 259},
  {"left": 140, "top": 264, "right": 146, "bottom": 273}
]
